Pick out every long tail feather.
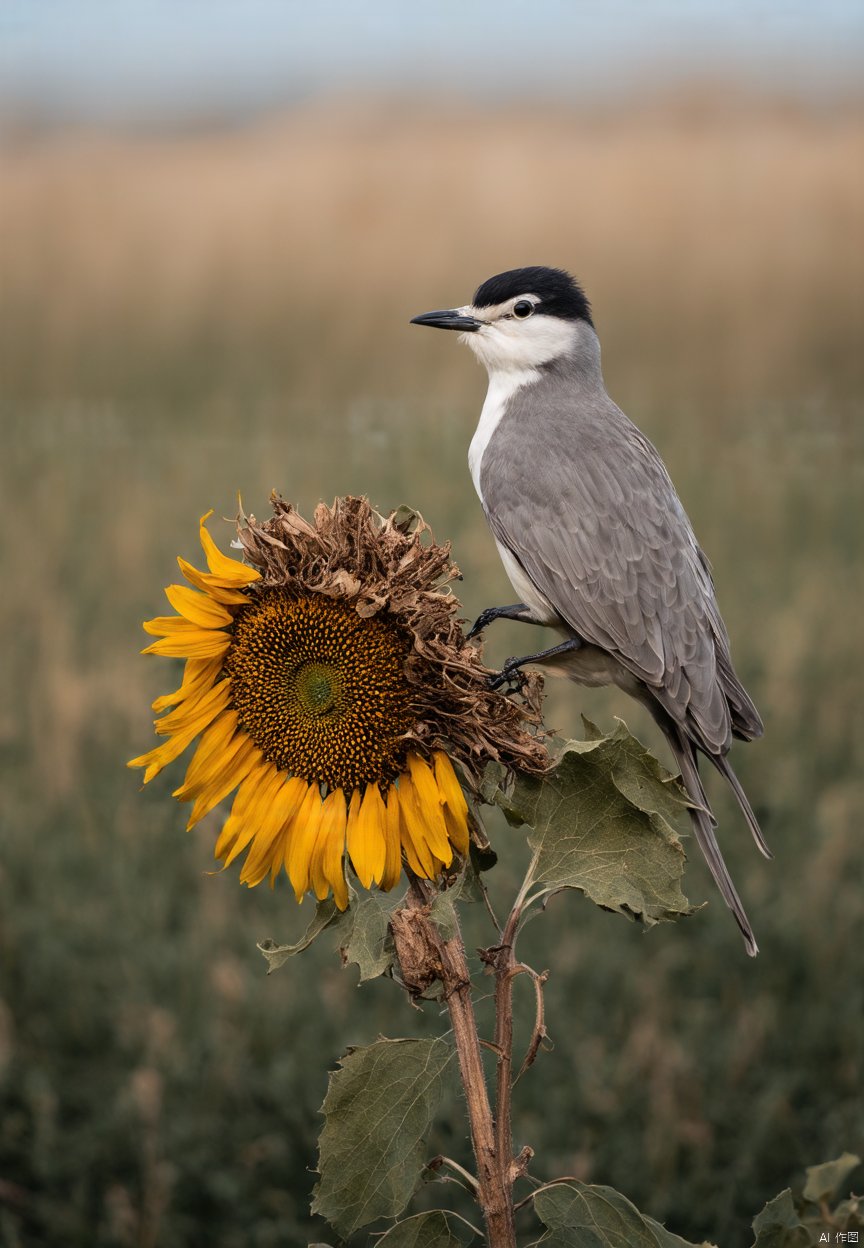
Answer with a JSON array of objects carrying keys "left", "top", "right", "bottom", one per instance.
[
  {"left": 706, "top": 753, "right": 772, "bottom": 860},
  {"left": 663, "top": 726, "right": 759, "bottom": 957}
]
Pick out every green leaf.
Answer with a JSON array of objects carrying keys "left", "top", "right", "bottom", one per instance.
[
  {"left": 643, "top": 1215, "right": 716, "bottom": 1248},
  {"left": 449, "top": 853, "right": 487, "bottom": 905},
  {"left": 479, "top": 759, "right": 509, "bottom": 805},
  {"left": 802, "top": 1153, "right": 861, "bottom": 1204},
  {"left": 257, "top": 898, "right": 346, "bottom": 972},
  {"left": 339, "top": 890, "right": 400, "bottom": 982},
  {"left": 375, "top": 1210, "right": 476, "bottom": 1246},
  {"left": 429, "top": 892, "right": 459, "bottom": 942},
  {"left": 529, "top": 1182, "right": 716, "bottom": 1247},
  {"left": 312, "top": 1037, "right": 456, "bottom": 1238},
  {"left": 750, "top": 1189, "right": 809, "bottom": 1247},
  {"left": 259, "top": 889, "right": 402, "bottom": 982},
  {"left": 489, "top": 720, "right": 695, "bottom": 926}
]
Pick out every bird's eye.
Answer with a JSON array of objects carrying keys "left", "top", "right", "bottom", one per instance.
[{"left": 512, "top": 300, "right": 534, "bottom": 319}]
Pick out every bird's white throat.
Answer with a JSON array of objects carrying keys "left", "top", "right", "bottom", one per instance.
[{"left": 460, "top": 309, "right": 580, "bottom": 374}]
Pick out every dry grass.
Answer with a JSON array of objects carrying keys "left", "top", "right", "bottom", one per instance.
[{"left": 2, "top": 93, "right": 862, "bottom": 400}]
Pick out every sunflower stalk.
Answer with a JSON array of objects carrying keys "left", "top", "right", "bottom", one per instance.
[{"left": 398, "top": 874, "right": 526, "bottom": 1248}]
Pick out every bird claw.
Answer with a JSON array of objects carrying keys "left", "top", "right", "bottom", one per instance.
[
  {"left": 467, "top": 608, "right": 498, "bottom": 640},
  {"left": 488, "top": 658, "right": 528, "bottom": 693}
]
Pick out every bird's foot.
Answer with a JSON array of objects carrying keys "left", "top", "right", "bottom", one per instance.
[
  {"left": 488, "top": 656, "right": 530, "bottom": 693},
  {"left": 467, "top": 603, "right": 530, "bottom": 640},
  {"left": 488, "top": 637, "right": 584, "bottom": 692}
]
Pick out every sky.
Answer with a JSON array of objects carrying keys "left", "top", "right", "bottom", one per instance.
[{"left": 1, "top": 0, "right": 863, "bottom": 124}]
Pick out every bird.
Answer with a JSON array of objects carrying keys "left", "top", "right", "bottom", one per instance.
[{"left": 411, "top": 265, "right": 768, "bottom": 956}]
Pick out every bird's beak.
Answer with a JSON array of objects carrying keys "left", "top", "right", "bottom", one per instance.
[{"left": 410, "top": 308, "right": 482, "bottom": 332}]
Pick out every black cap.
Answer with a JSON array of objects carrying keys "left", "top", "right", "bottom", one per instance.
[{"left": 472, "top": 266, "right": 593, "bottom": 326}]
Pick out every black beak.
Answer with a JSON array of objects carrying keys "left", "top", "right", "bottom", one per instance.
[{"left": 410, "top": 308, "right": 482, "bottom": 332}]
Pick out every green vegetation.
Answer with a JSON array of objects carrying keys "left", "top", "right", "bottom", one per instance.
[{"left": 0, "top": 97, "right": 861, "bottom": 1245}]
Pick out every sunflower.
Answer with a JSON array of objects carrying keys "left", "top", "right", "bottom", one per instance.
[{"left": 129, "top": 496, "right": 546, "bottom": 909}]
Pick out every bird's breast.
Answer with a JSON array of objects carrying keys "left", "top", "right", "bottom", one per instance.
[{"left": 468, "top": 367, "right": 539, "bottom": 504}]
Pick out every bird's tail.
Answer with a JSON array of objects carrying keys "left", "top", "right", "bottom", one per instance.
[
  {"left": 705, "top": 752, "right": 772, "bottom": 860},
  {"left": 660, "top": 723, "right": 759, "bottom": 957}
]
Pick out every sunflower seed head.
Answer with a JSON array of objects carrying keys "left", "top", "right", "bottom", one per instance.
[{"left": 237, "top": 494, "right": 549, "bottom": 785}]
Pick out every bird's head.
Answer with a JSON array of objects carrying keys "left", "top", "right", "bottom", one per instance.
[{"left": 411, "top": 266, "right": 594, "bottom": 375}]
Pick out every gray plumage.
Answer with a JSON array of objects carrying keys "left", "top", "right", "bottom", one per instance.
[
  {"left": 481, "top": 349, "right": 762, "bottom": 751},
  {"left": 481, "top": 345, "right": 767, "bottom": 955}
]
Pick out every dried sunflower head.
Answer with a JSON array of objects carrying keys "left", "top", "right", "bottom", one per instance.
[{"left": 129, "top": 495, "right": 547, "bottom": 908}]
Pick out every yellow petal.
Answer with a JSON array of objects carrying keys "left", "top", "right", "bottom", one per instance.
[
  {"left": 164, "top": 583, "right": 234, "bottom": 628},
  {"left": 309, "top": 806, "right": 333, "bottom": 898},
  {"left": 311, "top": 789, "right": 348, "bottom": 909},
  {"left": 177, "top": 556, "right": 253, "bottom": 605},
  {"left": 182, "top": 738, "right": 262, "bottom": 831},
  {"left": 268, "top": 824, "right": 292, "bottom": 888},
  {"left": 239, "top": 775, "right": 308, "bottom": 886},
  {"left": 442, "top": 803, "right": 470, "bottom": 858},
  {"left": 198, "top": 511, "right": 260, "bottom": 585},
  {"left": 143, "top": 615, "right": 212, "bottom": 637},
  {"left": 154, "top": 678, "right": 232, "bottom": 736},
  {"left": 403, "top": 758, "right": 453, "bottom": 866},
  {"left": 222, "top": 761, "right": 284, "bottom": 866},
  {"left": 142, "top": 631, "right": 231, "bottom": 660},
  {"left": 433, "top": 752, "right": 469, "bottom": 821},
  {"left": 396, "top": 779, "right": 436, "bottom": 878},
  {"left": 173, "top": 715, "right": 250, "bottom": 799},
  {"left": 130, "top": 702, "right": 237, "bottom": 786},
  {"left": 152, "top": 657, "right": 222, "bottom": 712},
  {"left": 214, "top": 759, "right": 276, "bottom": 860},
  {"left": 178, "top": 708, "right": 239, "bottom": 790},
  {"left": 286, "top": 783, "right": 325, "bottom": 900},
  {"left": 346, "top": 784, "right": 386, "bottom": 889},
  {"left": 127, "top": 725, "right": 199, "bottom": 784},
  {"left": 216, "top": 758, "right": 283, "bottom": 868},
  {"left": 345, "top": 788, "right": 362, "bottom": 862},
  {"left": 433, "top": 752, "right": 470, "bottom": 856},
  {"left": 379, "top": 786, "right": 404, "bottom": 892},
  {"left": 174, "top": 713, "right": 239, "bottom": 798}
]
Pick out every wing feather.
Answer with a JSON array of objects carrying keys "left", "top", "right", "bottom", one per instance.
[{"left": 480, "top": 392, "right": 737, "bottom": 753}]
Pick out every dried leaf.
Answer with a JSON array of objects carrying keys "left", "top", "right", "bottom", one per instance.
[
  {"left": 257, "top": 899, "right": 346, "bottom": 972},
  {"left": 312, "top": 1037, "right": 455, "bottom": 1238},
  {"left": 529, "top": 1182, "right": 716, "bottom": 1247},
  {"left": 390, "top": 906, "right": 443, "bottom": 996},
  {"left": 488, "top": 721, "right": 696, "bottom": 927},
  {"left": 802, "top": 1153, "right": 861, "bottom": 1204},
  {"left": 390, "top": 505, "right": 422, "bottom": 534},
  {"left": 831, "top": 1194, "right": 863, "bottom": 1229}
]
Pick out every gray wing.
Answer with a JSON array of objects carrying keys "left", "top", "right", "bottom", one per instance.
[{"left": 481, "top": 398, "right": 756, "bottom": 755}]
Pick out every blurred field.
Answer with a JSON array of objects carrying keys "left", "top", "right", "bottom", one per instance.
[{"left": 0, "top": 93, "right": 862, "bottom": 1246}]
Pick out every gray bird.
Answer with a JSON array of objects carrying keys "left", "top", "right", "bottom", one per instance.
[{"left": 411, "top": 265, "right": 768, "bottom": 956}]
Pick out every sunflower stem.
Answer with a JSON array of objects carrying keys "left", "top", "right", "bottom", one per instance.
[
  {"left": 403, "top": 877, "right": 517, "bottom": 1248},
  {"left": 492, "top": 913, "right": 518, "bottom": 1196},
  {"left": 489, "top": 854, "right": 538, "bottom": 1203}
]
